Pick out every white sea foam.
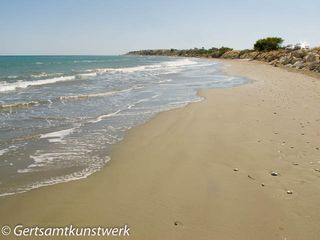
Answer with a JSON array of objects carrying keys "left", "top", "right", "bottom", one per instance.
[
  {"left": 0, "top": 76, "right": 76, "bottom": 92},
  {"left": 0, "top": 59, "right": 197, "bottom": 93},
  {"left": 0, "top": 88, "right": 137, "bottom": 112},
  {"left": 158, "top": 79, "right": 172, "bottom": 83},
  {"left": 163, "top": 58, "right": 196, "bottom": 67},
  {"left": 96, "top": 65, "right": 148, "bottom": 74},
  {"left": 95, "top": 58, "right": 197, "bottom": 74},
  {"left": 59, "top": 87, "right": 135, "bottom": 101},
  {"left": 0, "top": 148, "right": 10, "bottom": 156},
  {"left": 4, "top": 156, "right": 110, "bottom": 197},
  {"left": 127, "top": 98, "right": 150, "bottom": 109},
  {"left": 76, "top": 72, "right": 98, "bottom": 79},
  {"left": 90, "top": 110, "right": 122, "bottom": 123},
  {"left": 7, "top": 75, "right": 18, "bottom": 79},
  {"left": 31, "top": 72, "right": 48, "bottom": 78},
  {"left": 28, "top": 152, "right": 80, "bottom": 168},
  {"left": 40, "top": 128, "right": 76, "bottom": 143}
]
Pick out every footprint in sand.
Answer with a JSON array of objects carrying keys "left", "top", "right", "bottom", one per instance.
[{"left": 174, "top": 221, "right": 183, "bottom": 227}]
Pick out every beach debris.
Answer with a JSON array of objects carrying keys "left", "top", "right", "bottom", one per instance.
[
  {"left": 174, "top": 221, "right": 183, "bottom": 227},
  {"left": 248, "top": 175, "right": 255, "bottom": 180},
  {"left": 233, "top": 168, "right": 239, "bottom": 172},
  {"left": 271, "top": 171, "right": 279, "bottom": 176},
  {"left": 286, "top": 190, "right": 293, "bottom": 195}
]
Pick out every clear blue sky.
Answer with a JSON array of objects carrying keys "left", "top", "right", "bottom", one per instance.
[{"left": 0, "top": 0, "right": 319, "bottom": 55}]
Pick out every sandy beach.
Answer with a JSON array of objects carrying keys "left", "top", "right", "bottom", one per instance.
[{"left": 1, "top": 59, "right": 320, "bottom": 239}]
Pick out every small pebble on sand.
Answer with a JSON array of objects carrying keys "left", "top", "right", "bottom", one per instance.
[
  {"left": 248, "top": 175, "right": 255, "bottom": 180},
  {"left": 233, "top": 168, "right": 239, "bottom": 172},
  {"left": 271, "top": 171, "right": 278, "bottom": 176},
  {"left": 287, "top": 190, "right": 293, "bottom": 195}
]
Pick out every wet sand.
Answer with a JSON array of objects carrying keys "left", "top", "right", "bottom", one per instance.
[{"left": 0, "top": 60, "right": 320, "bottom": 239}]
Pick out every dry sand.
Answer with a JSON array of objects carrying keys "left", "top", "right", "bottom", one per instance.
[{"left": 1, "top": 60, "right": 320, "bottom": 239}]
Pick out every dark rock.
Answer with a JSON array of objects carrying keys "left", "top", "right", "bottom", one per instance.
[{"left": 271, "top": 171, "right": 278, "bottom": 176}]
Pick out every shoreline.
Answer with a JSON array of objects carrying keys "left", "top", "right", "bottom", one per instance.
[
  {"left": 0, "top": 57, "right": 243, "bottom": 198},
  {"left": 1, "top": 59, "right": 320, "bottom": 239}
]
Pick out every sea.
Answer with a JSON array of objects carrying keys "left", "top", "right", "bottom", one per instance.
[{"left": 0, "top": 55, "right": 247, "bottom": 196}]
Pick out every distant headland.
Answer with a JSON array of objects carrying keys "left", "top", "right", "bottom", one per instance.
[{"left": 127, "top": 37, "right": 320, "bottom": 74}]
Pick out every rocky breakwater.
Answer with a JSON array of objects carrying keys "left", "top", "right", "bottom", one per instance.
[{"left": 221, "top": 48, "right": 320, "bottom": 73}]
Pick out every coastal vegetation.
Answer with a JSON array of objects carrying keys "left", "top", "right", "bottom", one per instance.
[
  {"left": 253, "top": 37, "right": 284, "bottom": 51},
  {"left": 128, "top": 47, "right": 233, "bottom": 58},
  {"left": 127, "top": 38, "right": 320, "bottom": 73}
]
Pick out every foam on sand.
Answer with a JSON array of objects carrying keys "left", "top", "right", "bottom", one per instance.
[{"left": 7, "top": 155, "right": 110, "bottom": 197}]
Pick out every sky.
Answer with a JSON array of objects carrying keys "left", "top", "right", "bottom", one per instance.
[{"left": 0, "top": 0, "right": 319, "bottom": 55}]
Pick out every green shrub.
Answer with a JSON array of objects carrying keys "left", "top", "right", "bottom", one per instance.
[
  {"left": 211, "top": 47, "right": 233, "bottom": 58},
  {"left": 254, "top": 37, "right": 284, "bottom": 51}
]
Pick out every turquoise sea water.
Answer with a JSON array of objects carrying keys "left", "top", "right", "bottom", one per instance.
[{"left": 0, "top": 55, "right": 247, "bottom": 196}]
